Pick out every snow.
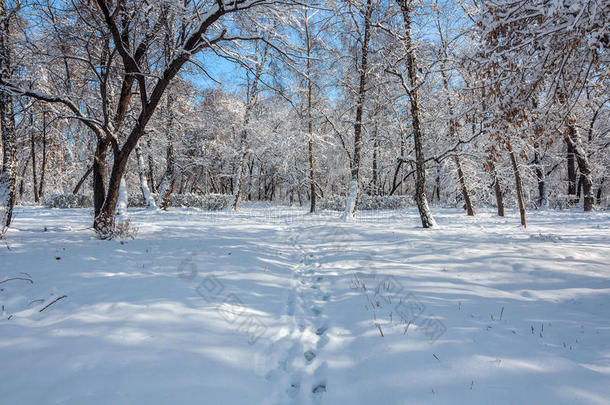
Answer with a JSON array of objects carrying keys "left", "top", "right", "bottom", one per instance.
[{"left": 1, "top": 206, "right": 610, "bottom": 404}]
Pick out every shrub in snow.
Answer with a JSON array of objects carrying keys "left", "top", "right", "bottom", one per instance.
[
  {"left": 112, "top": 218, "right": 139, "bottom": 240},
  {"left": 318, "top": 195, "right": 412, "bottom": 211},
  {"left": 44, "top": 194, "right": 92, "bottom": 209},
  {"left": 170, "top": 193, "right": 232, "bottom": 210},
  {"left": 128, "top": 193, "right": 231, "bottom": 210},
  {"left": 128, "top": 193, "right": 158, "bottom": 208}
]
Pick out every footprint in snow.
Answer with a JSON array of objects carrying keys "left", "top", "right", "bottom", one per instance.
[{"left": 304, "top": 350, "right": 316, "bottom": 362}]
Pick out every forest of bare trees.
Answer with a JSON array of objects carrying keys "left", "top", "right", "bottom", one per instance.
[{"left": 1, "top": 0, "right": 608, "bottom": 237}]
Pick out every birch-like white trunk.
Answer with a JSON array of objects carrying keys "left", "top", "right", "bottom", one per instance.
[
  {"left": 136, "top": 143, "right": 156, "bottom": 209},
  {"left": 116, "top": 176, "right": 128, "bottom": 218}
]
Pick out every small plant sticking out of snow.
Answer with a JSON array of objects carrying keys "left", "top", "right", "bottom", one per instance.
[{"left": 109, "top": 219, "right": 139, "bottom": 241}]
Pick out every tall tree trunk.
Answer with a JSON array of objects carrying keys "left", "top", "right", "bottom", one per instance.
[
  {"left": 93, "top": 139, "right": 108, "bottom": 219},
  {"left": 38, "top": 112, "right": 47, "bottom": 199},
  {"left": 30, "top": 119, "right": 39, "bottom": 203},
  {"left": 157, "top": 95, "right": 175, "bottom": 210},
  {"left": 372, "top": 124, "right": 379, "bottom": 195},
  {"left": 147, "top": 136, "right": 156, "bottom": 193},
  {"left": 230, "top": 38, "right": 270, "bottom": 211},
  {"left": 397, "top": 0, "right": 436, "bottom": 227},
  {"left": 19, "top": 152, "right": 31, "bottom": 197},
  {"left": 533, "top": 142, "right": 547, "bottom": 209},
  {"left": 508, "top": 143, "right": 526, "bottom": 227},
  {"left": 0, "top": 0, "right": 18, "bottom": 235},
  {"left": 487, "top": 159, "right": 504, "bottom": 217},
  {"left": 116, "top": 176, "right": 128, "bottom": 217},
  {"left": 566, "top": 140, "right": 577, "bottom": 202},
  {"left": 434, "top": 163, "right": 441, "bottom": 201},
  {"left": 342, "top": 0, "right": 373, "bottom": 220},
  {"left": 304, "top": 8, "right": 316, "bottom": 213},
  {"left": 247, "top": 158, "right": 254, "bottom": 201},
  {"left": 436, "top": 12, "right": 474, "bottom": 216},
  {"left": 136, "top": 142, "right": 156, "bottom": 208},
  {"left": 566, "top": 120, "right": 593, "bottom": 211}
]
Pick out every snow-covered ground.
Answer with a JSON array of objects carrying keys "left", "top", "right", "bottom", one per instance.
[{"left": 1, "top": 206, "right": 609, "bottom": 404}]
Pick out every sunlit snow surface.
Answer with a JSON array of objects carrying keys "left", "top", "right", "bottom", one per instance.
[{"left": 1, "top": 206, "right": 609, "bottom": 404}]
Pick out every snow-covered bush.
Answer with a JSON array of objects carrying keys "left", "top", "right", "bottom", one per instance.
[
  {"left": 128, "top": 193, "right": 231, "bottom": 210},
  {"left": 171, "top": 193, "right": 232, "bottom": 210},
  {"left": 112, "top": 218, "right": 139, "bottom": 240},
  {"left": 44, "top": 194, "right": 92, "bottom": 209},
  {"left": 318, "top": 195, "right": 412, "bottom": 211},
  {"left": 128, "top": 193, "right": 157, "bottom": 208}
]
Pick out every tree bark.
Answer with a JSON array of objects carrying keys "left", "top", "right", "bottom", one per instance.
[
  {"left": 566, "top": 120, "right": 593, "bottom": 211},
  {"left": 342, "top": 0, "right": 373, "bottom": 220},
  {"left": 533, "top": 142, "right": 547, "bottom": 209},
  {"left": 157, "top": 95, "right": 175, "bottom": 210},
  {"left": 93, "top": 139, "right": 108, "bottom": 219},
  {"left": 596, "top": 177, "right": 604, "bottom": 205},
  {"left": 38, "top": 112, "right": 47, "bottom": 199},
  {"left": 304, "top": 8, "right": 316, "bottom": 213},
  {"left": 30, "top": 119, "right": 39, "bottom": 203},
  {"left": 146, "top": 136, "right": 156, "bottom": 193},
  {"left": 372, "top": 124, "right": 379, "bottom": 195},
  {"left": 19, "top": 152, "right": 31, "bottom": 197},
  {"left": 397, "top": 0, "right": 436, "bottom": 227},
  {"left": 508, "top": 143, "right": 526, "bottom": 227},
  {"left": 72, "top": 165, "right": 93, "bottom": 194},
  {"left": 0, "top": 0, "right": 17, "bottom": 235},
  {"left": 136, "top": 142, "right": 156, "bottom": 208},
  {"left": 566, "top": 139, "right": 577, "bottom": 202},
  {"left": 455, "top": 155, "right": 474, "bottom": 216},
  {"left": 116, "top": 176, "right": 128, "bottom": 217},
  {"left": 487, "top": 160, "right": 505, "bottom": 216}
]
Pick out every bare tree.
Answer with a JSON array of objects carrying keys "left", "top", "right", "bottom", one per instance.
[
  {"left": 394, "top": 0, "right": 436, "bottom": 227},
  {"left": 342, "top": 0, "right": 374, "bottom": 220}
]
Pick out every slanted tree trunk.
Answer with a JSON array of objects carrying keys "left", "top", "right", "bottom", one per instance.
[
  {"left": 342, "top": 0, "right": 373, "bottom": 220},
  {"left": 72, "top": 165, "right": 93, "bottom": 194},
  {"left": 454, "top": 156, "right": 474, "bottom": 216},
  {"left": 507, "top": 143, "right": 526, "bottom": 227},
  {"left": 566, "top": 119, "right": 593, "bottom": 211},
  {"left": 397, "top": 0, "right": 436, "bottom": 227},
  {"left": 136, "top": 142, "right": 156, "bottom": 208},
  {"left": 0, "top": 0, "right": 17, "bottom": 236}
]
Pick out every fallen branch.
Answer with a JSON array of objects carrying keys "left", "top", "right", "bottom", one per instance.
[{"left": 39, "top": 295, "right": 67, "bottom": 312}]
